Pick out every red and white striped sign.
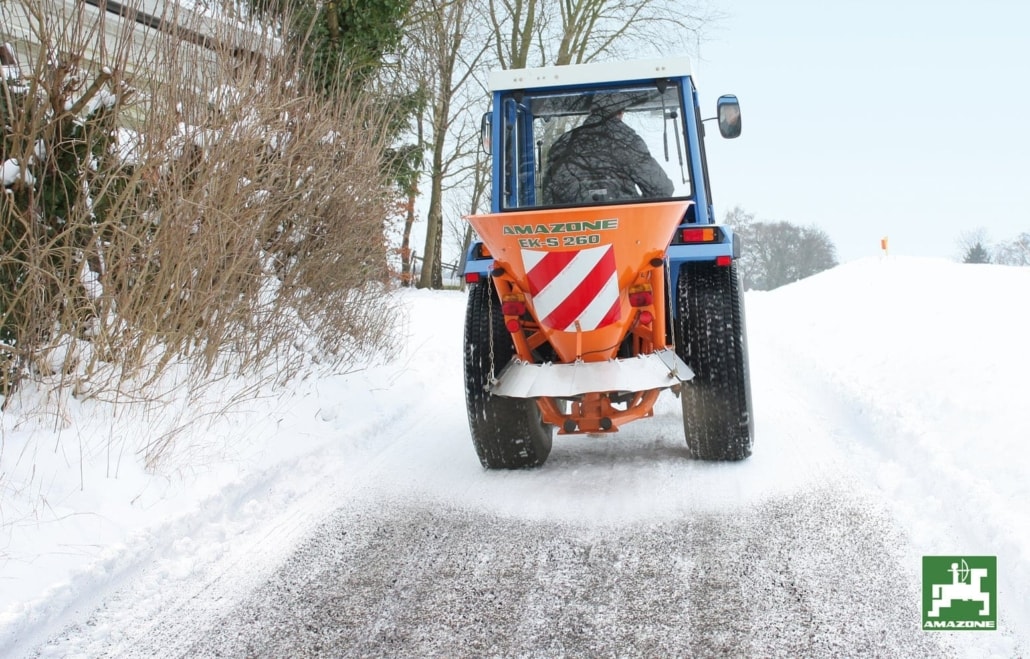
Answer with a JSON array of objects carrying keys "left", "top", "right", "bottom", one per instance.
[{"left": 523, "top": 245, "right": 621, "bottom": 331}]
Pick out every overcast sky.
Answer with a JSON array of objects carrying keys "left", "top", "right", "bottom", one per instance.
[{"left": 692, "top": 0, "right": 1030, "bottom": 262}]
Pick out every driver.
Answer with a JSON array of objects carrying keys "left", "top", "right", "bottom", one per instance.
[{"left": 542, "top": 93, "right": 673, "bottom": 205}]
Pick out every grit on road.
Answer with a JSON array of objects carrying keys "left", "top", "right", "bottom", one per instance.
[{"left": 180, "top": 492, "right": 941, "bottom": 657}]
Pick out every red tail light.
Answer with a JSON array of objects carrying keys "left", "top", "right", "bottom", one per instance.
[
  {"left": 505, "top": 319, "right": 521, "bottom": 333},
  {"left": 628, "top": 285, "right": 653, "bottom": 307},
  {"left": 715, "top": 255, "right": 733, "bottom": 267},
  {"left": 629, "top": 291, "right": 653, "bottom": 307},
  {"left": 681, "top": 228, "right": 716, "bottom": 243},
  {"left": 501, "top": 300, "right": 527, "bottom": 316}
]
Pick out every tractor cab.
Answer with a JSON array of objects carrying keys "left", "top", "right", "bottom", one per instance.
[
  {"left": 479, "top": 58, "right": 739, "bottom": 216},
  {"left": 467, "top": 57, "right": 742, "bottom": 286}
]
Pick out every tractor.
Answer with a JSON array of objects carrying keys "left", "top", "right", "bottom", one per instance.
[{"left": 462, "top": 57, "right": 752, "bottom": 469}]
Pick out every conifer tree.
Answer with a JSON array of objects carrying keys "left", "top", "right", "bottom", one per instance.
[{"left": 963, "top": 242, "right": 991, "bottom": 264}]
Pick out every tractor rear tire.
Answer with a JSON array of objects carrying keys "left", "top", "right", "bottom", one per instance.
[
  {"left": 675, "top": 262, "right": 754, "bottom": 461},
  {"left": 464, "top": 281, "right": 552, "bottom": 469}
]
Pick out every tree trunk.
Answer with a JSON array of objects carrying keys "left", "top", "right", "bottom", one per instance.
[
  {"left": 418, "top": 145, "right": 445, "bottom": 288},
  {"left": 400, "top": 194, "right": 416, "bottom": 286},
  {"left": 417, "top": 43, "right": 453, "bottom": 289},
  {"left": 400, "top": 115, "right": 424, "bottom": 287}
]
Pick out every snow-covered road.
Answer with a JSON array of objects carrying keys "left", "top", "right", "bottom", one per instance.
[{"left": 2, "top": 257, "right": 1028, "bottom": 657}]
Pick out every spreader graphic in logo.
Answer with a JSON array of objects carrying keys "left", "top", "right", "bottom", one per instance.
[
  {"left": 522, "top": 245, "right": 620, "bottom": 331},
  {"left": 922, "top": 556, "right": 997, "bottom": 630}
]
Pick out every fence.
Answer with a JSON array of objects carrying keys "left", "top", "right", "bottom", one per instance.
[{"left": 405, "top": 252, "right": 463, "bottom": 288}]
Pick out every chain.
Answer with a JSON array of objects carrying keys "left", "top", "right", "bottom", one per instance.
[
  {"left": 486, "top": 283, "right": 497, "bottom": 389},
  {"left": 665, "top": 257, "right": 675, "bottom": 348}
]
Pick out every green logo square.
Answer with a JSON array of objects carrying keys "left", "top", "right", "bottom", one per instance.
[{"left": 922, "top": 556, "right": 997, "bottom": 630}]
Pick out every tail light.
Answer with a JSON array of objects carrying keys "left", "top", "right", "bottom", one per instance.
[
  {"left": 675, "top": 227, "right": 723, "bottom": 244},
  {"left": 501, "top": 295, "right": 527, "bottom": 317},
  {"left": 502, "top": 294, "right": 527, "bottom": 333},
  {"left": 628, "top": 285, "right": 653, "bottom": 307}
]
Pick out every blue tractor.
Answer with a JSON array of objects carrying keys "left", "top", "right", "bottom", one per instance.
[{"left": 461, "top": 57, "right": 752, "bottom": 469}]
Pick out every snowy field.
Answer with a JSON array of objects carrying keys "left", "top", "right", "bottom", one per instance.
[{"left": 1, "top": 256, "right": 1028, "bottom": 656}]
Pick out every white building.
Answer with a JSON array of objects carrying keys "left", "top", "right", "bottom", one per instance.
[{"left": 1, "top": 0, "right": 276, "bottom": 90}]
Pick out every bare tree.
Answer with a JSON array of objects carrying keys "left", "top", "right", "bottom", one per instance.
[
  {"left": 795, "top": 225, "right": 839, "bottom": 281},
  {"left": 488, "top": 0, "right": 715, "bottom": 68},
  {"left": 994, "top": 232, "right": 1030, "bottom": 266},
  {"left": 459, "top": 155, "right": 492, "bottom": 266},
  {"left": 446, "top": 154, "right": 490, "bottom": 263},
  {"left": 487, "top": 0, "right": 539, "bottom": 68},
  {"left": 725, "top": 208, "right": 838, "bottom": 290},
  {"left": 404, "top": 0, "right": 492, "bottom": 289},
  {"left": 723, "top": 206, "right": 759, "bottom": 288}
]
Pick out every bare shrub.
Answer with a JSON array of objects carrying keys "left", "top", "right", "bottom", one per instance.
[{"left": 1, "top": 1, "right": 402, "bottom": 423}]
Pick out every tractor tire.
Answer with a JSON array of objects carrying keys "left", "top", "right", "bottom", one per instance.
[
  {"left": 675, "top": 262, "right": 754, "bottom": 461},
  {"left": 464, "top": 281, "right": 552, "bottom": 469}
]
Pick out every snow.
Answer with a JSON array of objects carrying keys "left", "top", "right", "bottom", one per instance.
[
  {"left": 82, "top": 89, "right": 117, "bottom": 117},
  {"left": 1, "top": 256, "right": 1029, "bottom": 655},
  {"left": 1, "top": 159, "right": 33, "bottom": 187}
]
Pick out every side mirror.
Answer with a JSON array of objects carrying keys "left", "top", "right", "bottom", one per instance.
[
  {"left": 716, "top": 95, "right": 742, "bottom": 139},
  {"left": 481, "top": 112, "right": 492, "bottom": 154}
]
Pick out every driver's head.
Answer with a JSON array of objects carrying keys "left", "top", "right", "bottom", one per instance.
[{"left": 589, "top": 92, "right": 631, "bottom": 120}]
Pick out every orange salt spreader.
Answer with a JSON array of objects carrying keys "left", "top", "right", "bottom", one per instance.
[{"left": 466, "top": 201, "right": 692, "bottom": 426}]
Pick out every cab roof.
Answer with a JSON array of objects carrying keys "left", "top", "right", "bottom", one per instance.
[{"left": 488, "top": 57, "right": 693, "bottom": 92}]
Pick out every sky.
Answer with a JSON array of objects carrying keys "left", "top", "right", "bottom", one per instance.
[
  {"left": 694, "top": 0, "right": 1030, "bottom": 262},
  {"left": 1, "top": 257, "right": 1029, "bottom": 655}
]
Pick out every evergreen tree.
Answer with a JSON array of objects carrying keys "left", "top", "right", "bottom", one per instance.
[
  {"left": 285, "top": 0, "right": 412, "bottom": 93},
  {"left": 963, "top": 242, "right": 991, "bottom": 264},
  {"left": 1, "top": 62, "right": 126, "bottom": 391}
]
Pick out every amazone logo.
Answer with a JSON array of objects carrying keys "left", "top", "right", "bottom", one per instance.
[
  {"left": 503, "top": 219, "right": 619, "bottom": 235},
  {"left": 923, "top": 621, "right": 996, "bottom": 629}
]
